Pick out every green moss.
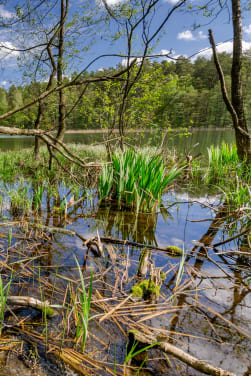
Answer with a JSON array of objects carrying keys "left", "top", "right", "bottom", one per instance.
[
  {"left": 165, "top": 245, "right": 183, "bottom": 257},
  {"left": 131, "top": 285, "right": 144, "bottom": 298},
  {"left": 131, "top": 279, "right": 160, "bottom": 300},
  {"left": 37, "top": 305, "right": 57, "bottom": 317}
]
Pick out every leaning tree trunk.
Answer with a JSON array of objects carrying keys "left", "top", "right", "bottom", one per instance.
[{"left": 231, "top": 0, "right": 251, "bottom": 162}]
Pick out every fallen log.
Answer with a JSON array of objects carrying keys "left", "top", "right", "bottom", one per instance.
[{"left": 129, "top": 330, "right": 236, "bottom": 376}]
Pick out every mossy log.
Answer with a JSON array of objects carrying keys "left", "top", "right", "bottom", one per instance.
[
  {"left": 165, "top": 245, "right": 183, "bottom": 256},
  {"left": 6, "top": 296, "right": 58, "bottom": 317}
]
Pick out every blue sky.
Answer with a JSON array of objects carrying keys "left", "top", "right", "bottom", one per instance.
[{"left": 0, "top": 0, "right": 251, "bottom": 88}]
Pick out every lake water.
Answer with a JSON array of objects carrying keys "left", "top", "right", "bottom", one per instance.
[
  {"left": 0, "top": 128, "right": 235, "bottom": 154},
  {"left": 0, "top": 127, "right": 250, "bottom": 376},
  {"left": 0, "top": 182, "right": 250, "bottom": 376}
]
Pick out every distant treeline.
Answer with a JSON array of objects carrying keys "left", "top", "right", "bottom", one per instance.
[{"left": 1, "top": 52, "right": 250, "bottom": 130}]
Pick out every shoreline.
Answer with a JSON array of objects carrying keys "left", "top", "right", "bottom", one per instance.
[{"left": 64, "top": 127, "right": 236, "bottom": 134}]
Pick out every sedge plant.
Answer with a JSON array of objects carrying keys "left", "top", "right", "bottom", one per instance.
[
  {"left": 99, "top": 149, "right": 182, "bottom": 212},
  {"left": 124, "top": 340, "right": 157, "bottom": 376},
  {"left": 73, "top": 255, "right": 93, "bottom": 352},
  {"left": 0, "top": 274, "right": 12, "bottom": 335}
]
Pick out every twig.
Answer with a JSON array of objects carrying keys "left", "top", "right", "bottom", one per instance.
[
  {"left": 99, "top": 295, "right": 132, "bottom": 323},
  {"left": 212, "top": 227, "right": 250, "bottom": 247}
]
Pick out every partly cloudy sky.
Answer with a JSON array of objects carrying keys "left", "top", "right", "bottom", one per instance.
[
  {"left": 243, "top": 24, "right": 251, "bottom": 36},
  {"left": 0, "top": 5, "right": 14, "bottom": 19},
  {"left": 0, "top": 1, "right": 251, "bottom": 87}
]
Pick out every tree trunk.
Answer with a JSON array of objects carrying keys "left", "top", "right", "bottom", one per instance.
[
  {"left": 34, "top": 101, "right": 42, "bottom": 161},
  {"left": 56, "top": 0, "right": 67, "bottom": 142},
  {"left": 231, "top": 0, "right": 251, "bottom": 161}
]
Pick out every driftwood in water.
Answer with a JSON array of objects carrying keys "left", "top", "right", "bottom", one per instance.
[
  {"left": 6, "top": 296, "right": 58, "bottom": 317},
  {"left": 129, "top": 330, "right": 236, "bottom": 376}
]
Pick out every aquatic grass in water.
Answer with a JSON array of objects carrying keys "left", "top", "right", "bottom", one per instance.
[
  {"left": 208, "top": 142, "right": 239, "bottom": 166},
  {"left": 124, "top": 340, "right": 156, "bottom": 376},
  {"left": 0, "top": 274, "right": 12, "bottom": 335},
  {"left": 204, "top": 142, "right": 243, "bottom": 183},
  {"left": 99, "top": 149, "right": 182, "bottom": 212},
  {"left": 8, "top": 181, "right": 32, "bottom": 216},
  {"left": 73, "top": 256, "right": 93, "bottom": 352}
]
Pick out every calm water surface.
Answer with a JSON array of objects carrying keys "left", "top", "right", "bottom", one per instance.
[
  {"left": 0, "top": 128, "right": 249, "bottom": 375},
  {"left": 0, "top": 182, "right": 250, "bottom": 376},
  {"left": 0, "top": 128, "right": 235, "bottom": 153}
]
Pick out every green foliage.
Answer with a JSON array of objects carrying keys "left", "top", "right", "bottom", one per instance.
[
  {"left": 190, "top": 142, "right": 250, "bottom": 212},
  {"left": 208, "top": 142, "right": 239, "bottom": 166},
  {"left": 223, "top": 173, "right": 250, "bottom": 210},
  {"left": 1, "top": 52, "right": 250, "bottom": 131},
  {"left": 99, "top": 149, "right": 181, "bottom": 212},
  {"left": 204, "top": 142, "right": 244, "bottom": 183}
]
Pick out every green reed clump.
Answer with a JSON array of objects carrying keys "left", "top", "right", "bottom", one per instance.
[
  {"left": 99, "top": 149, "right": 181, "bottom": 212},
  {"left": 208, "top": 142, "right": 239, "bottom": 166},
  {"left": 72, "top": 256, "right": 93, "bottom": 352},
  {"left": 8, "top": 181, "right": 32, "bottom": 216},
  {"left": 223, "top": 174, "right": 250, "bottom": 209},
  {"left": 204, "top": 142, "right": 241, "bottom": 183},
  {"left": 0, "top": 274, "right": 12, "bottom": 336}
]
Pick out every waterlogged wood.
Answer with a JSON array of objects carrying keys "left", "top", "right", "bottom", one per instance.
[
  {"left": 6, "top": 296, "right": 57, "bottom": 317},
  {"left": 130, "top": 330, "right": 236, "bottom": 376},
  {"left": 33, "top": 223, "right": 79, "bottom": 237}
]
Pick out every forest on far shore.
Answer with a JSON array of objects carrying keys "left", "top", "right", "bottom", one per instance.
[{"left": 1, "top": 51, "right": 251, "bottom": 131}]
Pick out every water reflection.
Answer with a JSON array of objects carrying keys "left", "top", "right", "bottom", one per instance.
[
  {"left": 93, "top": 202, "right": 161, "bottom": 244},
  {"left": 0, "top": 128, "right": 236, "bottom": 154},
  {"left": 0, "top": 182, "right": 250, "bottom": 375}
]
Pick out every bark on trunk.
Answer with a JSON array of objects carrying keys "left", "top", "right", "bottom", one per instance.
[
  {"left": 34, "top": 102, "right": 42, "bottom": 161},
  {"left": 55, "top": 0, "right": 67, "bottom": 142},
  {"left": 231, "top": 0, "right": 251, "bottom": 161},
  {"left": 209, "top": 0, "right": 251, "bottom": 162}
]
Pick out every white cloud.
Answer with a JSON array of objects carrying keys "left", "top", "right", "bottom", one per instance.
[
  {"left": 0, "top": 5, "right": 14, "bottom": 19},
  {"left": 105, "top": 0, "right": 123, "bottom": 4},
  {"left": 0, "top": 42, "right": 19, "bottom": 60},
  {"left": 121, "top": 57, "right": 142, "bottom": 66},
  {"left": 160, "top": 49, "right": 174, "bottom": 56},
  {"left": 163, "top": 0, "right": 180, "bottom": 3},
  {"left": 160, "top": 49, "right": 188, "bottom": 61},
  {"left": 96, "top": 0, "right": 125, "bottom": 6},
  {"left": 194, "top": 40, "right": 251, "bottom": 60},
  {"left": 0, "top": 81, "right": 7, "bottom": 87},
  {"left": 177, "top": 30, "right": 195, "bottom": 41},
  {"left": 243, "top": 24, "right": 251, "bottom": 35},
  {"left": 198, "top": 31, "right": 207, "bottom": 39}
]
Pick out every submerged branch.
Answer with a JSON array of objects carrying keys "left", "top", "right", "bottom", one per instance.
[
  {"left": 6, "top": 296, "right": 58, "bottom": 317},
  {"left": 130, "top": 330, "right": 236, "bottom": 376}
]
